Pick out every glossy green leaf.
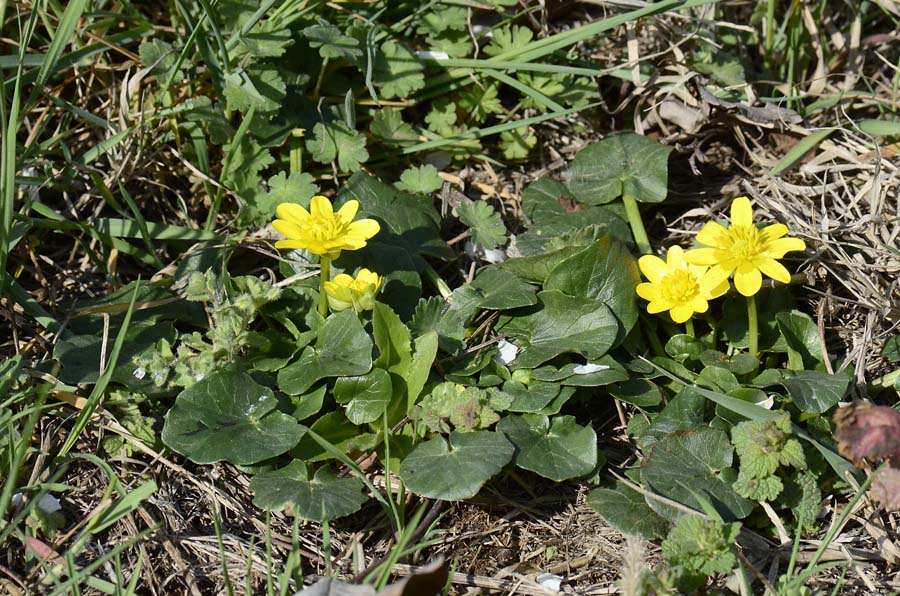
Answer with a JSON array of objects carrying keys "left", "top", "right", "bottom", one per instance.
[
  {"left": 498, "top": 414, "right": 597, "bottom": 481},
  {"left": 776, "top": 311, "right": 824, "bottom": 371},
  {"left": 503, "top": 380, "right": 563, "bottom": 412},
  {"left": 495, "top": 290, "right": 618, "bottom": 368},
  {"left": 333, "top": 368, "right": 393, "bottom": 425},
  {"left": 587, "top": 481, "right": 669, "bottom": 539},
  {"left": 277, "top": 310, "right": 373, "bottom": 395},
  {"left": 291, "top": 412, "right": 378, "bottom": 463},
  {"left": 568, "top": 133, "right": 672, "bottom": 204},
  {"left": 250, "top": 461, "right": 367, "bottom": 521},
  {"left": 779, "top": 370, "right": 850, "bottom": 414},
  {"left": 640, "top": 427, "right": 754, "bottom": 521},
  {"left": 399, "top": 431, "right": 514, "bottom": 500},
  {"left": 162, "top": 369, "right": 304, "bottom": 465},
  {"left": 544, "top": 236, "right": 640, "bottom": 341},
  {"left": 609, "top": 379, "right": 663, "bottom": 407},
  {"left": 470, "top": 266, "right": 538, "bottom": 310}
]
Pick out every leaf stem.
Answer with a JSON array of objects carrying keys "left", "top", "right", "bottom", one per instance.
[
  {"left": 423, "top": 262, "right": 452, "bottom": 299},
  {"left": 318, "top": 256, "right": 331, "bottom": 317},
  {"left": 747, "top": 294, "right": 758, "bottom": 358},
  {"left": 290, "top": 128, "right": 304, "bottom": 174},
  {"left": 684, "top": 318, "right": 695, "bottom": 338},
  {"left": 622, "top": 193, "right": 651, "bottom": 255},
  {"left": 313, "top": 56, "right": 329, "bottom": 101}
]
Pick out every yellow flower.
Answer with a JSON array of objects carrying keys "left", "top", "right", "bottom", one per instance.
[
  {"left": 684, "top": 197, "right": 806, "bottom": 297},
  {"left": 272, "top": 195, "right": 380, "bottom": 258},
  {"left": 324, "top": 268, "right": 382, "bottom": 312},
  {"left": 636, "top": 246, "right": 728, "bottom": 323}
]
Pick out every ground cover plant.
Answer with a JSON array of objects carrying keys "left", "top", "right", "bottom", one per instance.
[{"left": 3, "top": 0, "right": 900, "bottom": 594}]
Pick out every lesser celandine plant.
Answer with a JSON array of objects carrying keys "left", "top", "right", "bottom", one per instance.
[
  {"left": 684, "top": 197, "right": 806, "bottom": 357},
  {"left": 272, "top": 196, "right": 381, "bottom": 316},
  {"left": 324, "top": 268, "right": 382, "bottom": 313}
]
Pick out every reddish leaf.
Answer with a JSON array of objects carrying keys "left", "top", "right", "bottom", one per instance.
[
  {"left": 833, "top": 401, "right": 900, "bottom": 464},
  {"left": 870, "top": 467, "right": 900, "bottom": 510}
]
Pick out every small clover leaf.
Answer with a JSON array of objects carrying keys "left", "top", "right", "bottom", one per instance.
[
  {"left": 457, "top": 200, "right": 506, "bottom": 249},
  {"left": 395, "top": 165, "right": 443, "bottom": 194},
  {"left": 306, "top": 121, "right": 369, "bottom": 173}
]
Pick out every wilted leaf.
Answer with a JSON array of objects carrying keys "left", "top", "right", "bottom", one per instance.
[
  {"left": 833, "top": 401, "right": 900, "bottom": 464},
  {"left": 869, "top": 467, "right": 900, "bottom": 510}
]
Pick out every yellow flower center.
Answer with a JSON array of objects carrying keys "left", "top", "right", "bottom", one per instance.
[
  {"left": 660, "top": 269, "right": 700, "bottom": 304},
  {"left": 723, "top": 225, "right": 763, "bottom": 260},
  {"left": 309, "top": 215, "right": 347, "bottom": 242}
]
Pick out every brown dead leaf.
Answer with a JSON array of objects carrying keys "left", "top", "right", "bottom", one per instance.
[
  {"left": 869, "top": 467, "right": 900, "bottom": 509},
  {"left": 297, "top": 557, "right": 447, "bottom": 596},
  {"left": 833, "top": 401, "right": 900, "bottom": 464}
]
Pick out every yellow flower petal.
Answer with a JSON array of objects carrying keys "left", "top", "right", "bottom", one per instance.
[
  {"left": 636, "top": 282, "right": 661, "bottom": 302},
  {"left": 337, "top": 199, "right": 360, "bottom": 223},
  {"left": 666, "top": 245, "right": 687, "bottom": 264},
  {"left": 684, "top": 247, "right": 717, "bottom": 266},
  {"left": 638, "top": 255, "right": 669, "bottom": 283},
  {"left": 275, "top": 239, "right": 310, "bottom": 250},
  {"left": 699, "top": 273, "right": 729, "bottom": 299},
  {"left": 276, "top": 202, "right": 310, "bottom": 225},
  {"left": 757, "top": 258, "right": 791, "bottom": 284},
  {"left": 647, "top": 300, "right": 671, "bottom": 315},
  {"left": 310, "top": 195, "right": 333, "bottom": 219},
  {"left": 760, "top": 223, "right": 788, "bottom": 241},
  {"left": 730, "top": 197, "right": 753, "bottom": 228},
  {"left": 688, "top": 295, "right": 709, "bottom": 315},
  {"left": 695, "top": 222, "right": 728, "bottom": 248},
  {"left": 345, "top": 218, "right": 381, "bottom": 241},
  {"left": 766, "top": 237, "right": 806, "bottom": 257},
  {"left": 272, "top": 219, "right": 303, "bottom": 239},
  {"left": 703, "top": 264, "right": 733, "bottom": 289},
  {"left": 734, "top": 263, "right": 762, "bottom": 296},
  {"left": 669, "top": 304, "right": 695, "bottom": 323}
]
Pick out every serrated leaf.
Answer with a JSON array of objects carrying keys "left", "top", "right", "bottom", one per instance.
[
  {"left": 306, "top": 121, "right": 369, "bottom": 173},
  {"left": 373, "top": 41, "right": 425, "bottom": 100},
  {"left": 416, "top": 5, "right": 468, "bottom": 36},
  {"left": 427, "top": 30, "right": 473, "bottom": 59},
  {"left": 303, "top": 20, "right": 362, "bottom": 61},
  {"left": 139, "top": 39, "right": 184, "bottom": 84},
  {"left": 459, "top": 83, "right": 503, "bottom": 123},
  {"left": 370, "top": 108, "right": 418, "bottom": 145},
  {"left": 223, "top": 67, "right": 286, "bottom": 114},
  {"left": 457, "top": 200, "right": 506, "bottom": 249},
  {"left": 161, "top": 369, "right": 304, "bottom": 465},
  {"left": 250, "top": 461, "right": 367, "bottom": 521},
  {"left": 425, "top": 100, "right": 458, "bottom": 135},
  {"left": 498, "top": 414, "right": 597, "bottom": 481},
  {"left": 256, "top": 172, "right": 318, "bottom": 219},
  {"left": 399, "top": 431, "right": 514, "bottom": 500},
  {"left": 484, "top": 25, "right": 534, "bottom": 57},
  {"left": 500, "top": 126, "right": 537, "bottom": 160},
  {"left": 568, "top": 133, "right": 672, "bottom": 205},
  {"left": 395, "top": 165, "right": 443, "bottom": 194}
]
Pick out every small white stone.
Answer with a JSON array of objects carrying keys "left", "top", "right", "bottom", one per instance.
[
  {"left": 416, "top": 50, "right": 450, "bottom": 60},
  {"left": 536, "top": 573, "right": 563, "bottom": 592},
  {"left": 573, "top": 363, "right": 610, "bottom": 375},
  {"left": 496, "top": 340, "right": 519, "bottom": 365},
  {"left": 38, "top": 493, "right": 61, "bottom": 514}
]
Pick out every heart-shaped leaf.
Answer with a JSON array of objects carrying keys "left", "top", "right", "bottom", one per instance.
[
  {"left": 277, "top": 310, "right": 373, "bottom": 395},
  {"left": 496, "top": 290, "right": 618, "bottom": 368},
  {"left": 399, "top": 431, "right": 514, "bottom": 500},
  {"left": 498, "top": 414, "right": 597, "bottom": 481},
  {"left": 250, "top": 461, "right": 367, "bottom": 521},
  {"left": 333, "top": 368, "right": 393, "bottom": 425},
  {"left": 162, "top": 369, "right": 304, "bottom": 465},
  {"left": 779, "top": 370, "right": 850, "bottom": 414},
  {"left": 587, "top": 481, "right": 669, "bottom": 540},
  {"left": 291, "top": 412, "right": 378, "bottom": 462},
  {"left": 544, "top": 236, "right": 640, "bottom": 341},
  {"left": 640, "top": 427, "right": 754, "bottom": 521},
  {"left": 568, "top": 133, "right": 672, "bottom": 205},
  {"left": 776, "top": 311, "right": 824, "bottom": 371},
  {"left": 469, "top": 266, "right": 538, "bottom": 310}
]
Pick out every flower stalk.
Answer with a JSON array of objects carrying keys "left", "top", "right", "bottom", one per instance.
[
  {"left": 622, "top": 193, "right": 651, "bottom": 255},
  {"left": 318, "top": 256, "right": 331, "bottom": 317},
  {"left": 747, "top": 294, "right": 758, "bottom": 358}
]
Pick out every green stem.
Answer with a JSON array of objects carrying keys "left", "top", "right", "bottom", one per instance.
[
  {"left": 318, "top": 256, "right": 331, "bottom": 318},
  {"left": 290, "top": 129, "right": 304, "bottom": 174},
  {"left": 313, "top": 56, "right": 330, "bottom": 101},
  {"left": 622, "top": 193, "right": 651, "bottom": 255},
  {"left": 423, "top": 262, "right": 452, "bottom": 299},
  {"left": 747, "top": 294, "right": 758, "bottom": 358},
  {"left": 765, "top": 0, "right": 776, "bottom": 70},
  {"left": 684, "top": 318, "right": 695, "bottom": 338}
]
